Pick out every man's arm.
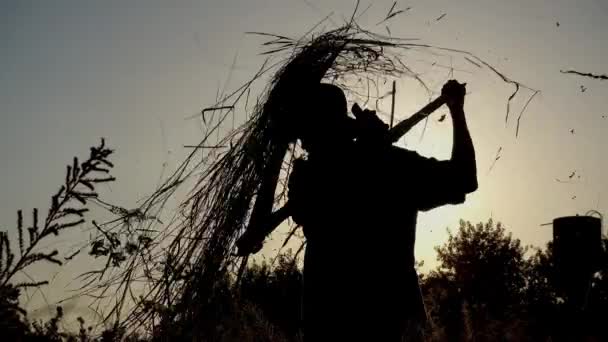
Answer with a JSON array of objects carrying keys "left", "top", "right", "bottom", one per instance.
[
  {"left": 235, "top": 157, "right": 308, "bottom": 256},
  {"left": 445, "top": 80, "right": 478, "bottom": 193},
  {"left": 235, "top": 204, "right": 290, "bottom": 256}
]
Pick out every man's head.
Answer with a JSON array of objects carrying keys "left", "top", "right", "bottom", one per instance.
[{"left": 296, "top": 83, "right": 355, "bottom": 152}]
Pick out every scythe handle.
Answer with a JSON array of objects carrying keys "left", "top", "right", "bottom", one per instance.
[{"left": 387, "top": 95, "right": 446, "bottom": 143}]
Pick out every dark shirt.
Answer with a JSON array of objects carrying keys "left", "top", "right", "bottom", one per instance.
[{"left": 288, "top": 142, "right": 468, "bottom": 340}]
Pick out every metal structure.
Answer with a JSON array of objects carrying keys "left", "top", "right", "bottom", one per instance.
[
  {"left": 552, "top": 215, "right": 602, "bottom": 340},
  {"left": 553, "top": 215, "right": 602, "bottom": 310}
]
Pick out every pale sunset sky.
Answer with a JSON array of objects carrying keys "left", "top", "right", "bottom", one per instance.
[{"left": 1, "top": 0, "right": 608, "bottom": 323}]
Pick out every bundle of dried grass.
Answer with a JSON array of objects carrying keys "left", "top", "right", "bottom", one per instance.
[{"left": 79, "top": 9, "right": 537, "bottom": 338}]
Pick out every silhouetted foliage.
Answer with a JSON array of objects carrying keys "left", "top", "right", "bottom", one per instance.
[
  {"left": 240, "top": 252, "right": 303, "bottom": 339},
  {"left": 422, "top": 220, "right": 529, "bottom": 341},
  {"left": 0, "top": 283, "right": 30, "bottom": 341},
  {"left": 1, "top": 144, "right": 606, "bottom": 342},
  {"left": 4, "top": 213, "right": 608, "bottom": 340},
  {"left": 0, "top": 139, "right": 117, "bottom": 341},
  {"left": 435, "top": 220, "right": 528, "bottom": 317}
]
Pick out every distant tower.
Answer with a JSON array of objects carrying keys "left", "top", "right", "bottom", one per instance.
[
  {"left": 553, "top": 215, "right": 602, "bottom": 310},
  {"left": 552, "top": 215, "right": 602, "bottom": 340}
]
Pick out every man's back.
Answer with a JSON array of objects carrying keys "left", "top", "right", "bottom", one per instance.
[
  {"left": 291, "top": 142, "right": 465, "bottom": 340},
  {"left": 290, "top": 141, "right": 466, "bottom": 263}
]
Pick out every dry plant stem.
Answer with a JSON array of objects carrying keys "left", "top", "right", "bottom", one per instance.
[
  {"left": 1, "top": 139, "right": 115, "bottom": 289},
  {"left": 560, "top": 69, "right": 608, "bottom": 80}
]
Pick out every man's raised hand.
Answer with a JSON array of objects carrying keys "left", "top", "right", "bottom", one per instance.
[{"left": 441, "top": 80, "right": 466, "bottom": 110}]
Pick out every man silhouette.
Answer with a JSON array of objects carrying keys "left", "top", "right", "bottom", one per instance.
[{"left": 238, "top": 80, "right": 477, "bottom": 341}]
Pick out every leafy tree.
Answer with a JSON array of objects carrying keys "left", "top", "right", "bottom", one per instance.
[
  {"left": 524, "top": 236, "right": 608, "bottom": 340},
  {"left": 423, "top": 219, "right": 530, "bottom": 340},
  {"left": 434, "top": 219, "right": 528, "bottom": 316},
  {"left": 522, "top": 243, "right": 559, "bottom": 338}
]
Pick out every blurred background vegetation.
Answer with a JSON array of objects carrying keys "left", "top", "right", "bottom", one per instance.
[{"left": 2, "top": 146, "right": 607, "bottom": 341}]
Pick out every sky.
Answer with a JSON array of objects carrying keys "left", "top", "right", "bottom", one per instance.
[{"left": 1, "top": 0, "right": 608, "bottom": 325}]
